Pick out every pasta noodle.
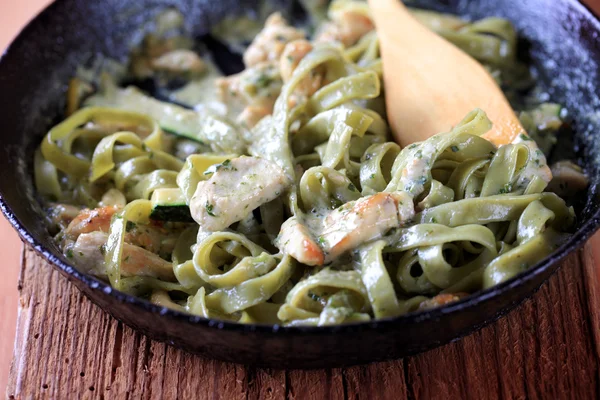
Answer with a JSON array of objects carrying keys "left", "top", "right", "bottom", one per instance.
[{"left": 34, "top": 1, "right": 581, "bottom": 326}]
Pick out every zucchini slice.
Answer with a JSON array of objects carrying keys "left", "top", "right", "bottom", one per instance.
[
  {"left": 149, "top": 188, "right": 194, "bottom": 222},
  {"left": 85, "top": 77, "right": 245, "bottom": 154}
]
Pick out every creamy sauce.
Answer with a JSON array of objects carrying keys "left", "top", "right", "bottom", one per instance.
[
  {"left": 170, "top": 57, "right": 224, "bottom": 108},
  {"left": 512, "top": 134, "right": 552, "bottom": 188}
]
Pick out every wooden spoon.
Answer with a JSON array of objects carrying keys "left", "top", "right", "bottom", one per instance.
[{"left": 368, "top": 0, "right": 524, "bottom": 147}]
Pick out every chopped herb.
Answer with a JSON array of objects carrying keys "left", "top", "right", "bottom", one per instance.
[
  {"left": 534, "top": 159, "right": 541, "bottom": 166},
  {"left": 519, "top": 133, "right": 532, "bottom": 141},
  {"left": 78, "top": 252, "right": 84, "bottom": 257},
  {"left": 220, "top": 159, "right": 237, "bottom": 171},
  {"left": 369, "top": 173, "right": 376, "bottom": 180},
  {"left": 365, "top": 153, "right": 373, "bottom": 161},
  {"left": 415, "top": 150, "right": 423, "bottom": 159},
  {"left": 498, "top": 183, "right": 513, "bottom": 194},
  {"left": 451, "top": 145, "right": 459, "bottom": 152},
  {"left": 255, "top": 74, "right": 273, "bottom": 88},
  {"left": 126, "top": 221, "right": 136, "bottom": 232},
  {"left": 409, "top": 144, "right": 418, "bottom": 149},
  {"left": 348, "top": 183, "right": 357, "bottom": 192},
  {"left": 317, "top": 236, "right": 326, "bottom": 245},
  {"left": 339, "top": 203, "right": 351, "bottom": 213},
  {"left": 431, "top": 217, "right": 437, "bottom": 223},
  {"left": 99, "top": 245, "right": 106, "bottom": 255},
  {"left": 205, "top": 159, "right": 237, "bottom": 175},
  {"left": 66, "top": 249, "right": 74, "bottom": 258},
  {"left": 331, "top": 198, "right": 343, "bottom": 209},
  {"left": 287, "top": 55, "right": 294, "bottom": 62},
  {"left": 205, "top": 202, "right": 216, "bottom": 217},
  {"left": 148, "top": 152, "right": 154, "bottom": 160},
  {"left": 230, "top": 90, "right": 237, "bottom": 97},
  {"left": 308, "top": 291, "right": 322, "bottom": 302}
]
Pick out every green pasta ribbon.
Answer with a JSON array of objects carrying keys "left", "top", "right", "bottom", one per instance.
[{"left": 33, "top": 2, "right": 577, "bottom": 325}]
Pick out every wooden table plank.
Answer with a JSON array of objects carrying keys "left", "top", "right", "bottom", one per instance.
[
  {"left": 7, "top": 234, "right": 600, "bottom": 399},
  {"left": 3, "top": 0, "right": 600, "bottom": 396}
]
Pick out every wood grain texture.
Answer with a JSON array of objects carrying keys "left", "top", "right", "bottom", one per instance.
[
  {"left": 6, "top": 234, "right": 600, "bottom": 399},
  {"left": 0, "top": 217, "right": 25, "bottom": 394}
]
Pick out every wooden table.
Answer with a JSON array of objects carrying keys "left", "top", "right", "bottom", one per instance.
[
  {"left": 4, "top": 0, "right": 600, "bottom": 398},
  {"left": 6, "top": 234, "right": 600, "bottom": 399}
]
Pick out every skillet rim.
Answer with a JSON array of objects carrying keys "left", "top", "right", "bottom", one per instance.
[{"left": 1, "top": 0, "right": 599, "bottom": 337}]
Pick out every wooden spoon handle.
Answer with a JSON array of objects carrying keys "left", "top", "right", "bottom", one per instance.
[{"left": 368, "top": 0, "right": 524, "bottom": 146}]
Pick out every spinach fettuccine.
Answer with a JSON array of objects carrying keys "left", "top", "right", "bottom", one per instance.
[{"left": 34, "top": 1, "right": 585, "bottom": 326}]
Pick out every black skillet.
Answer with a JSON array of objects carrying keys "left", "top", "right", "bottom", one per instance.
[{"left": 1, "top": 0, "right": 599, "bottom": 369}]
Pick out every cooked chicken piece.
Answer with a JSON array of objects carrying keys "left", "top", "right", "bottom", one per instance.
[
  {"left": 217, "top": 62, "right": 282, "bottom": 104},
  {"left": 243, "top": 13, "right": 306, "bottom": 68},
  {"left": 129, "top": 34, "right": 191, "bottom": 79},
  {"left": 62, "top": 206, "right": 178, "bottom": 256},
  {"left": 418, "top": 292, "right": 469, "bottom": 310},
  {"left": 151, "top": 49, "right": 206, "bottom": 76},
  {"left": 279, "top": 39, "right": 324, "bottom": 97},
  {"left": 315, "top": 7, "right": 374, "bottom": 47},
  {"left": 236, "top": 105, "right": 273, "bottom": 129},
  {"left": 47, "top": 203, "right": 82, "bottom": 231},
  {"left": 276, "top": 192, "right": 414, "bottom": 266},
  {"left": 189, "top": 156, "right": 292, "bottom": 231},
  {"left": 546, "top": 160, "right": 589, "bottom": 197},
  {"left": 70, "top": 232, "right": 175, "bottom": 281},
  {"left": 62, "top": 206, "right": 120, "bottom": 242},
  {"left": 322, "top": 192, "right": 413, "bottom": 260},
  {"left": 276, "top": 217, "right": 325, "bottom": 266},
  {"left": 216, "top": 62, "right": 282, "bottom": 128}
]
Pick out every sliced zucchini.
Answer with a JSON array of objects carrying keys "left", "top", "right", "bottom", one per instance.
[
  {"left": 85, "top": 77, "right": 245, "bottom": 154},
  {"left": 149, "top": 188, "right": 194, "bottom": 222}
]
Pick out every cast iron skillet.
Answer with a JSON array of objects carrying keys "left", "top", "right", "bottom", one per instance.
[{"left": 1, "top": 0, "right": 599, "bottom": 369}]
